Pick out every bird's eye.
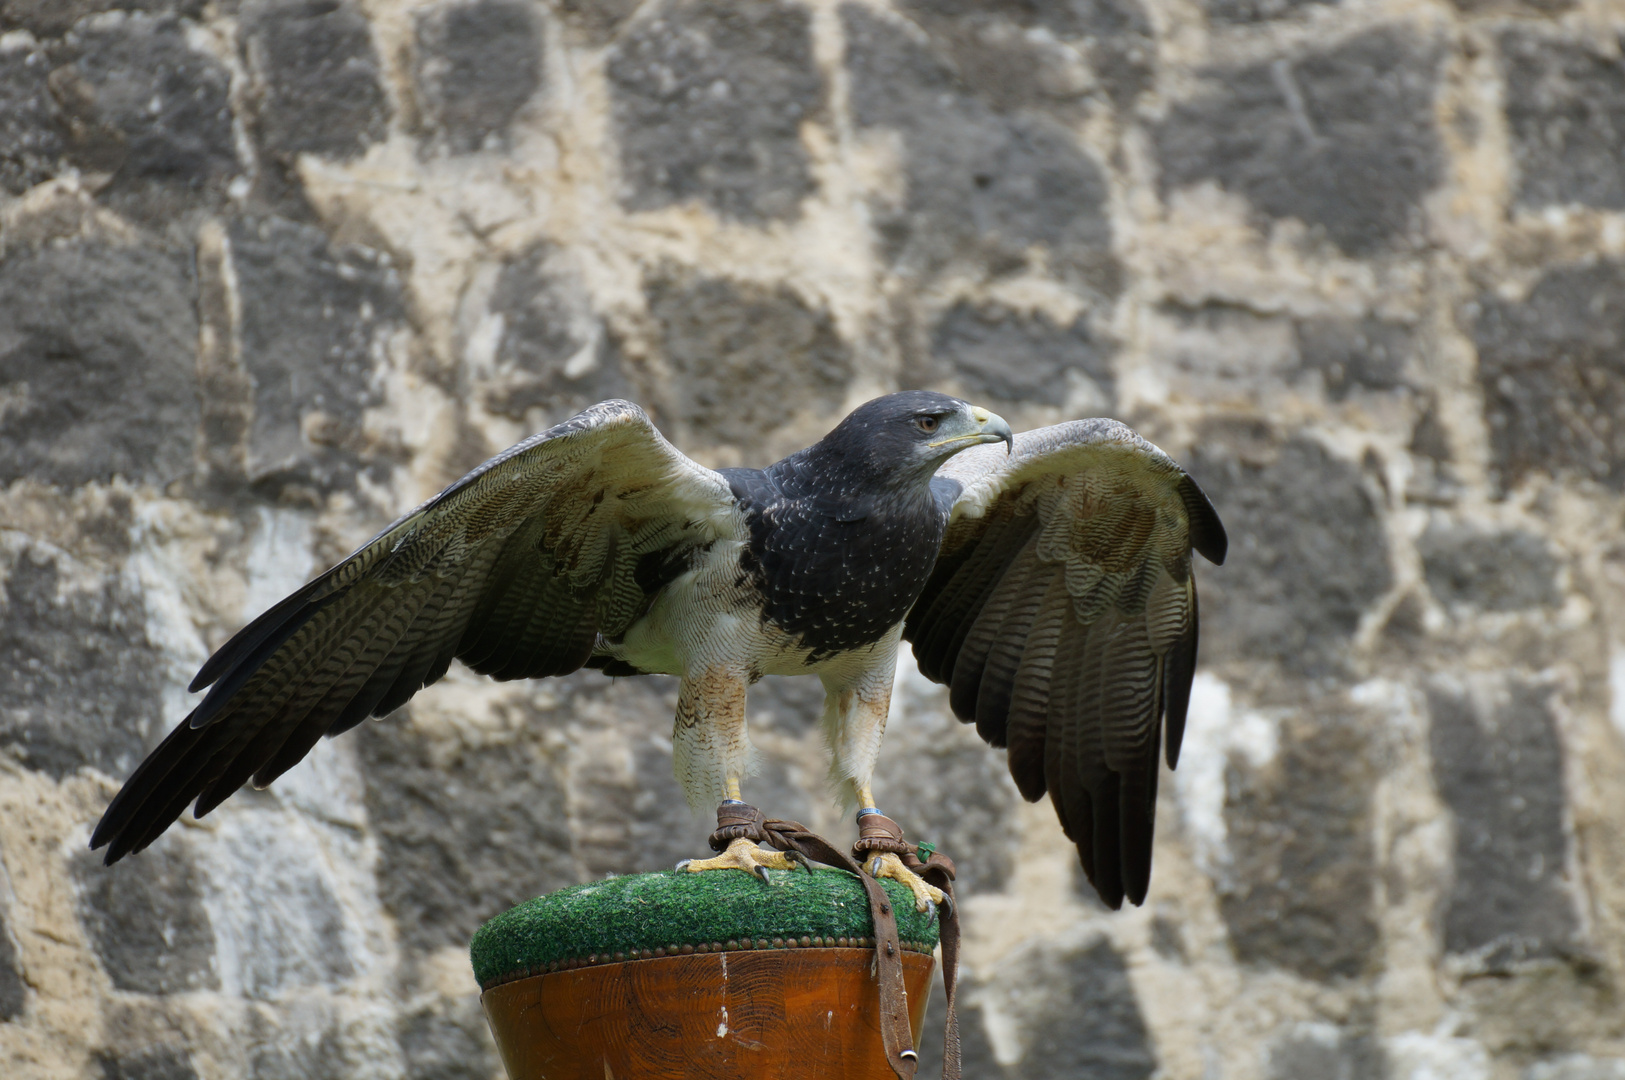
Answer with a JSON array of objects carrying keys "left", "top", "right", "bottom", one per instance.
[{"left": 915, "top": 415, "right": 939, "bottom": 434}]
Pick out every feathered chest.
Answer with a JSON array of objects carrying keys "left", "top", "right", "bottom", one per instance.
[{"left": 732, "top": 488, "right": 948, "bottom": 661}]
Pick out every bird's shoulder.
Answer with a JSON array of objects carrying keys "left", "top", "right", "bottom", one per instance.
[
  {"left": 930, "top": 475, "right": 963, "bottom": 519},
  {"left": 717, "top": 466, "right": 783, "bottom": 515}
]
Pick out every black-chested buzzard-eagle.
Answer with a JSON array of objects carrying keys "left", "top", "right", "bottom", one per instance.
[{"left": 92, "top": 393, "right": 1225, "bottom": 910}]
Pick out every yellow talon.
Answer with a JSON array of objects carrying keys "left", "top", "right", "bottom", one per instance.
[
  {"left": 865, "top": 851, "right": 945, "bottom": 912},
  {"left": 678, "top": 837, "right": 800, "bottom": 882}
]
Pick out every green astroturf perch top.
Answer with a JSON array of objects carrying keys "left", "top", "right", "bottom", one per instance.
[{"left": 471, "top": 867, "right": 942, "bottom": 991}]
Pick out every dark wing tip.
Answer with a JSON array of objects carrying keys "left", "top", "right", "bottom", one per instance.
[
  {"left": 88, "top": 714, "right": 211, "bottom": 862},
  {"left": 99, "top": 833, "right": 140, "bottom": 866},
  {"left": 89, "top": 810, "right": 120, "bottom": 853},
  {"left": 187, "top": 582, "right": 335, "bottom": 696},
  {"left": 1081, "top": 851, "right": 1127, "bottom": 910},
  {"left": 1178, "top": 473, "right": 1227, "bottom": 566}
]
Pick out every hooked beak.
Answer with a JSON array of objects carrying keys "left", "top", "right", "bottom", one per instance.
[
  {"left": 971, "top": 406, "right": 1014, "bottom": 454},
  {"left": 928, "top": 404, "right": 1014, "bottom": 454}
]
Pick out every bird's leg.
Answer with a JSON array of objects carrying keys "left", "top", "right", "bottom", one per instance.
[
  {"left": 822, "top": 656, "right": 948, "bottom": 912},
  {"left": 854, "top": 783, "right": 947, "bottom": 914},
  {"left": 672, "top": 669, "right": 801, "bottom": 879},
  {"left": 677, "top": 786, "right": 803, "bottom": 881}
]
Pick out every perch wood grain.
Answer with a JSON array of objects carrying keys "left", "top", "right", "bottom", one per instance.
[{"left": 482, "top": 946, "right": 936, "bottom": 1079}]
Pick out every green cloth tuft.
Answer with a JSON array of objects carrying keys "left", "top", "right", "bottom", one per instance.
[{"left": 471, "top": 867, "right": 940, "bottom": 989}]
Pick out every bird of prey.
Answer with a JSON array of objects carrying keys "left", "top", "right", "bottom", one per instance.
[{"left": 92, "top": 392, "right": 1225, "bottom": 910}]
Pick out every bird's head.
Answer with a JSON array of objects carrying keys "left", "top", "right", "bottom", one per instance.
[{"left": 815, "top": 391, "right": 1013, "bottom": 484}]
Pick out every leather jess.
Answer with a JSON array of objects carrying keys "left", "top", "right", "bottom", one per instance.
[{"left": 707, "top": 803, "right": 962, "bottom": 1080}]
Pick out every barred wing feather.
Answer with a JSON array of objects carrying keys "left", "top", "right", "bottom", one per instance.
[
  {"left": 904, "top": 419, "right": 1226, "bottom": 909},
  {"left": 92, "top": 400, "right": 740, "bottom": 864}
]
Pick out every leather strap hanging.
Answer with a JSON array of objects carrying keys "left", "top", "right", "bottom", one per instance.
[
  {"left": 707, "top": 804, "right": 962, "bottom": 1080},
  {"left": 914, "top": 850, "right": 960, "bottom": 1080}
]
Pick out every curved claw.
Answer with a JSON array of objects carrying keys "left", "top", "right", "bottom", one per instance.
[
  {"left": 679, "top": 838, "right": 799, "bottom": 878},
  {"left": 863, "top": 851, "right": 946, "bottom": 913},
  {"left": 784, "top": 848, "right": 813, "bottom": 873},
  {"left": 924, "top": 899, "right": 938, "bottom": 927},
  {"left": 675, "top": 859, "right": 692, "bottom": 872}
]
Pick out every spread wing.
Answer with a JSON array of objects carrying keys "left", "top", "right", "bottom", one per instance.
[
  {"left": 904, "top": 419, "right": 1226, "bottom": 908},
  {"left": 93, "top": 400, "right": 741, "bottom": 864}
]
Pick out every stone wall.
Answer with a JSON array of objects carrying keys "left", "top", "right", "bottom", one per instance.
[{"left": 1, "top": 0, "right": 1624, "bottom": 1077}]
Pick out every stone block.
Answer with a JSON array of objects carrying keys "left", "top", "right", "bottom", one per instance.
[
  {"left": 0, "top": 41, "right": 64, "bottom": 194},
  {"left": 358, "top": 714, "right": 577, "bottom": 954},
  {"left": 553, "top": 674, "right": 700, "bottom": 880},
  {"left": 477, "top": 242, "right": 631, "bottom": 421},
  {"left": 1419, "top": 523, "right": 1561, "bottom": 612},
  {"left": 1429, "top": 679, "right": 1580, "bottom": 967},
  {"left": 1502, "top": 31, "right": 1625, "bottom": 210},
  {"left": 1204, "top": 0, "right": 1335, "bottom": 23},
  {"left": 552, "top": 0, "right": 639, "bottom": 46},
  {"left": 843, "top": 4, "right": 1116, "bottom": 286},
  {"left": 1294, "top": 317, "right": 1412, "bottom": 401},
  {"left": 224, "top": 216, "right": 405, "bottom": 496},
  {"left": 930, "top": 300, "right": 1113, "bottom": 409},
  {"left": 414, "top": 0, "right": 543, "bottom": 155},
  {"left": 1409, "top": 399, "right": 1452, "bottom": 463},
  {"left": 1185, "top": 431, "right": 1391, "bottom": 675},
  {"left": 0, "top": 240, "right": 198, "bottom": 488},
  {"left": 95, "top": 1047, "right": 200, "bottom": 1080},
  {"left": 899, "top": 0, "right": 1156, "bottom": 108},
  {"left": 607, "top": 0, "right": 822, "bottom": 222},
  {"left": 1470, "top": 259, "right": 1625, "bottom": 490},
  {"left": 1266, "top": 1022, "right": 1385, "bottom": 1080},
  {"left": 398, "top": 996, "right": 501, "bottom": 1080},
  {"left": 245, "top": 1022, "right": 346, "bottom": 1080},
  {"left": 1155, "top": 28, "right": 1442, "bottom": 254},
  {"left": 58, "top": 13, "right": 237, "bottom": 218},
  {"left": 644, "top": 269, "right": 851, "bottom": 450},
  {"left": 1220, "top": 714, "right": 1380, "bottom": 982},
  {"left": 241, "top": 0, "right": 390, "bottom": 162},
  {"left": 0, "top": 545, "right": 165, "bottom": 781},
  {"left": 0, "top": 900, "right": 22, "bottom": 1020},
  {"left": 1149, "top": 302, "right": 1298, "bottom": 396},
  {"left": 896, "top": 0, "right": 1128, "bottom": 36},
  {"left": 1150, "top": 913, "right": 1185, "bottom": 959},
  {"left": 1451, "top": 0, "right": 1573, "bottom": 10},
  {"left": 189, "top": 806, "right": 357, "bottom": 1000},
  {"left": 914, "top": 974, "right": 1001, "bottom": 1080},
  {"left": 71, "top": 836, "right": 218, "bottom": 995},
  {"left": 996, "top": 937, "right": 1157, "bottom": 1078},
  {"left": 625, "top": 706, "right": 712, "bottom": 874},
  {"left": 1527, "top": 1056, "right": 1625, "bottom": 1080},
  {"left": 0, "top": 2, "right": 205, "bottom": 38}
]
